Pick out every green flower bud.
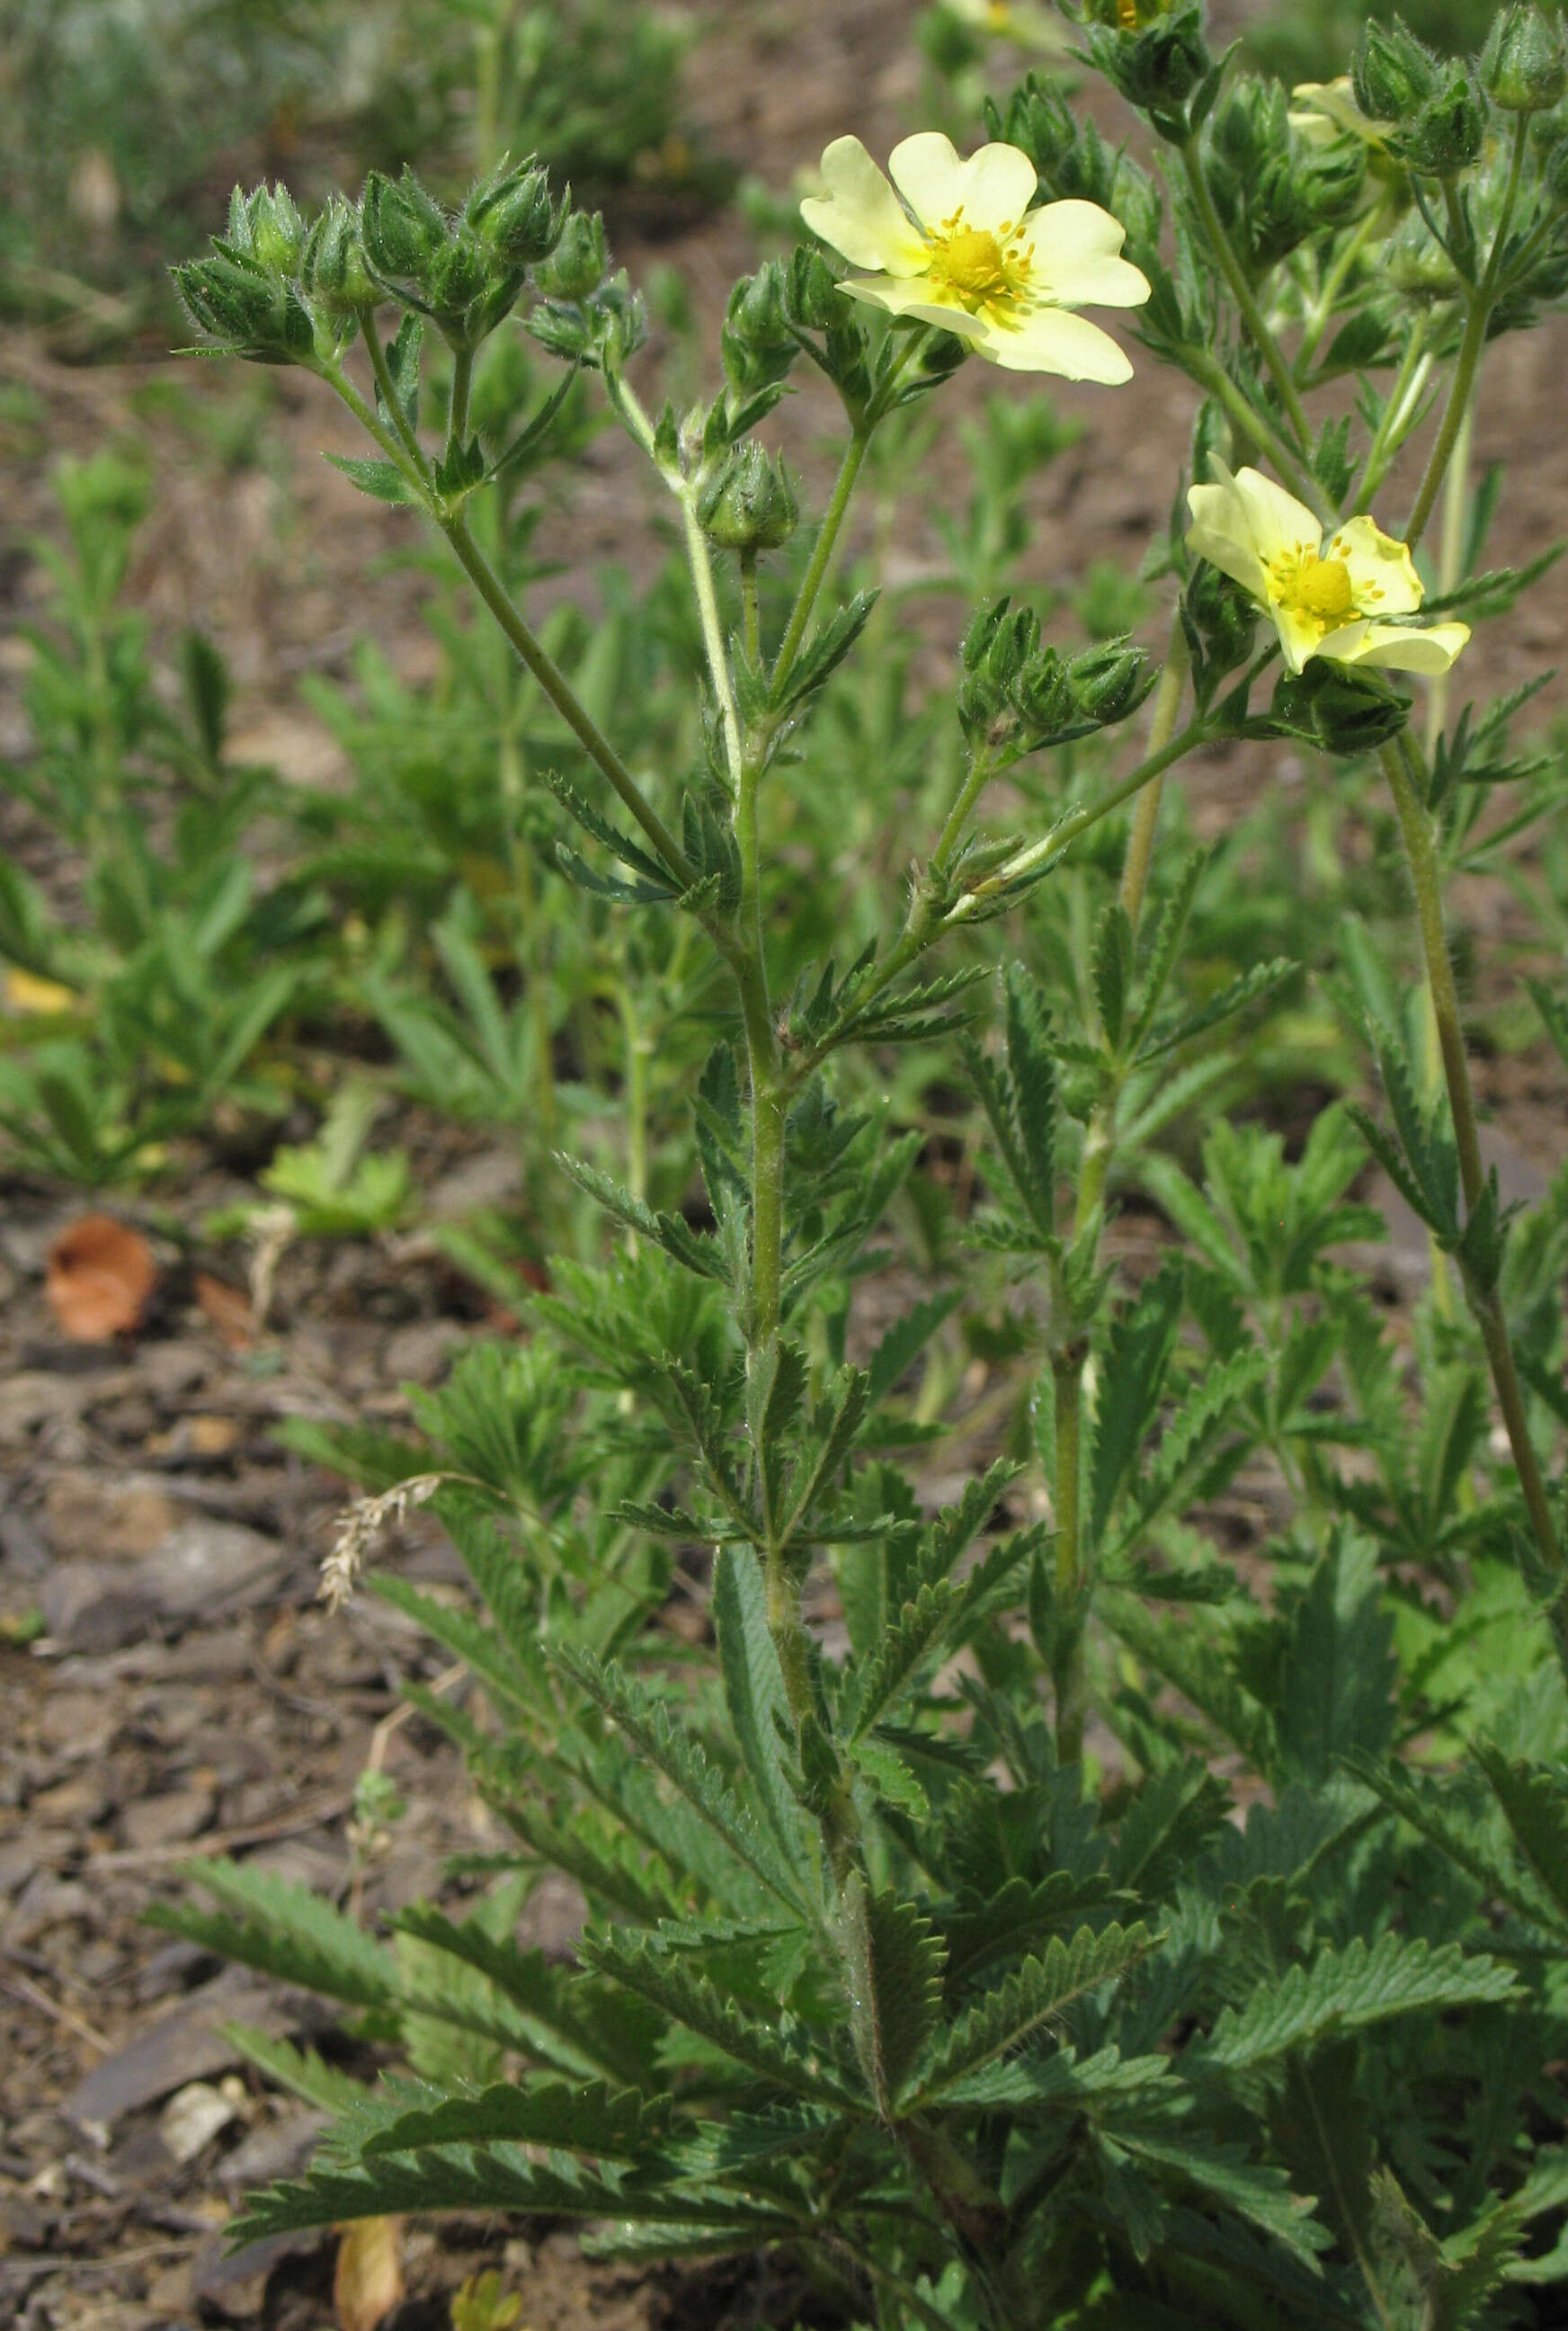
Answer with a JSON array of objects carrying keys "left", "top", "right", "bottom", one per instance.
[
  {"left": 1537, "top": 107, "right": 1568, "bottom": 203},
  {"left": 1271, "top": 661, "right": 1410, "bottom": 755},
  {"left": 1482, "top": 4, "right": 1567, "bottom": 112},
  {"left": 534, "top": 210, "right": 609, "bottom": 300},
  {"left": 466, "top": 156, "right": 565, "bottom": 265},
  {"left": 1011, "top": 650, "right": 1076, "bottom": 737},
  {"left": 1381, "top": 206, "right": 1463, "bottom": 299},
  {"left": 697, "top": 443, "right": 799, "bottom": 550},
  {"left": 1403, "top": 67, "right": 1487, "bottom": 174},
  {"left": 1352, "top": 20, "right": 1439, "bottom": 124},
  {"left": 722, "top": 263, "right": 797, "bottom": 397},
  {"left": 361, "top": 167, "right": 450, "bottom": 284},
  {"left": 993, "top": 75, "right": 1077, "bottom": 181},
  {"left": 174, "top": 250, "right": 316, "bottom": 364},
  {"left": 1084, "top": 4, "right": 1213, "bottom": 140},
  {"left": 1068, "top": 639, "right": 1153, "bottom": 723},
  {"left": 1184, "top": 560, "right": 1257, "bottom": 675},
  {"left": 784, "top": 245, "right": 843, "bottom": 331},
  {"left": 301, "top": 196, "right": 377, "bottom": 317},
  {"left": 228, "top": 183, "right": 306, "bottom": 279}
]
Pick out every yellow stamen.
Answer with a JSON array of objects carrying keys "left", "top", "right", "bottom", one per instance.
[
  {"left": 925, "top": 210, "right": 1029, "bottom": 312},
  {"left": 1271, "top": 548, "right": 1357, "bottom": 628}
]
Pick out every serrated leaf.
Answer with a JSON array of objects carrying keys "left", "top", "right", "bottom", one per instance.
[
  {"left": 143, "top": 1859, "right": 400, "bottom": 2009},
  {"left": 771, "top": 592, "right": 877, "bottom": 714},
  {"left": 839, "top": 1878, "right": 946, "bottom": 2108},
  {"left": 556, "top": 1647, "right": 806, "bottom": 1916},
  {"left": 1138, "top": 958, "right": 1296, "bottom": 1063},
  {"left": 907, "top": 1922, "right": 1156, "bottom": 2109},
  {"left": 324, "top": 453, "right": 414, "bottom": 504},
  {"left": 1090, "top": 1259, "right": 1185, "bottom": 1545},
  {"left": 1198, "top": 1933, "right": 1518, "bottom": 2074},
  {"left": 712, "top": 1547, "right": 813, "bottom": 1871},
  {"left": 357, "top": 2079, "right": 656, "bottom": 2160},
  {"left": 1091, "top": 902, "right": 1133, "bottom": 1052},
  {"left": 579, "top": 1930, "right": 864, "bottom": 2107},
  {"left": 866, "top": 1291, "right": 963, "bottom": 1409},
  {"left": 1473, "top": 1742, "right": 1568, "bottom": 1925},
  {"left": 1121, "top": 2136, "right": 1330, "bottom": 2269}
]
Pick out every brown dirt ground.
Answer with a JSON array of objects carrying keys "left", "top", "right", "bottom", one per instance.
[{"left": 4, "top": 3, "right": 1568, "bottom": 2326}]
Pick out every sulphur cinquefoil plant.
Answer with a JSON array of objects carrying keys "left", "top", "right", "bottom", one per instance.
[{"left": 151, "top": 6, "right": 1568, "bottom": 2325}]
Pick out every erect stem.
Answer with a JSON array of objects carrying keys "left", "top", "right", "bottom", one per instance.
[
  {"left": 1404, "top": 114, "right": 1529, "bottom": 554},
  {"left": 1180, "top": 136, "right": 1315, "bottom": 456},
  {"left": 1296, "top": 209, "right": 1377, "bottom": 377},
  {"left": 951, "top": 707, "right": 1212, "bottom": 915},
  {"left": 740, "top": 548, "right": 761, "bottom": 666},
  {"left": 1189, "top": 352, "right": 1328, "bottom": 520},
  {"left": 1377, "top": 736, "right": 1564, "bottom": 1598},
  {"left": 771, "top": 428, "right": 869, "bottom": 694},
  {"left": 441, "top": 512, "right": 694, "bottom": 884},
  {"left": 447, "top": 343, "right": 473, "bottom": 448},
  {"left": 1052, "top": 621, "right": 1192, "bottom": 1766},
  {"left": 361, "top": 316, "right": 431, "bottom": 478},
  {"left": 930, "top": 743, "right": 996, "bottom": 880},
  {"left": 681, "top": 494, "right": 744, "bottom": 788},
  {"left": 1050, "top": 1336, "right": 1089, "bottom": 1768},
  {"left": 1354, "top": 319, "right": 1431, "bottom": 513},
  {"left": 1073, "top": 621, "right": 1193, "bottom": 1235}
]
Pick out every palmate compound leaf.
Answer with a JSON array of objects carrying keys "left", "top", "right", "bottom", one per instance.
[
  {"left": 903, "top": 1923, "right": 1158, "bottom": 2112},
  {"left": 555, "top": 1646, "right": 809, "bottom": 1917},
  {"left": 941, "top": 1870, "right": 1120, "bottom": 1989},
  {"left": 845, "top": 1527, "right": 1038, "bottom": 1742},
  {"left": 576, "top": 1929, "right": 868, "bottom": 2110},
  {"left": 1196, "top": 1932, "right": 1519, "bottom": 2076}
]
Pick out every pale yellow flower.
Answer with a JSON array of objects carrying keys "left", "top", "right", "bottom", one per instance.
[
  {"left": 947, "top": 0, "right": 1070, "bottom": 53},
  {"left": 799, "top": 132, "right": 1149, "bottom": 381},
  {"left": 1287, "top": 76, "right": 1392, "bottom": 152},
  {"left": 1186, "top": 465, "right": 1470, "bottom": 676}
]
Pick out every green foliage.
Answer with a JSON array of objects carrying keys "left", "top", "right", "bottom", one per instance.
[{"left": 32, "top": 0, "right": 1568, "bottom": 2321}]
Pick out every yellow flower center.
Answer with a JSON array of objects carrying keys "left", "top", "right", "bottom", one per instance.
[
  {"left": 1270, "top": 546, "right": 1363, "bottom": 631},
  {"left": 925, "top": 211, "right": 1029, "bottom": 312}
]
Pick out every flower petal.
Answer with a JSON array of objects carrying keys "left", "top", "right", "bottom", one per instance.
[
  {"left": 1021, "top": 201, "right": 1150, "bottom": 308},
  {"left": 974, "top": 303, "right": 1133, "bottom": 380},
  {"left": 1271, "top": 603, "right": 1328, "bottom": 675},
  {"left": 1186, "top": 475, "right": 1270, "bottom": 603},
  {"left": 839, "top": 273, "right": 989, "bottom": 335},
  {"left": 1325, "top": 514, "right": 1423, "bottom": 618},
  {"left": 1328, "top": 618, "right": 1472, "bottom": 674},
  {"left": 1231, "top": 467, "right": 1321, "bottom": 567},
  {"left": 888, "top": 132, "right": 1038, "bottom": 235},
  {"left": 801, "top": 137, "right": 928, "bottom": 275}
]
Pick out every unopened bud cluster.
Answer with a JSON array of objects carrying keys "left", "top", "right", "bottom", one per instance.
[
  {"left": 959, "top": 602, "right": 1153, "bottom": 755},
  {"left": 1080, "top": 2, "right": 1218, "bottom": 143},
  {"left": 174, "top": 154, "right": 610, "bottom": 370}
]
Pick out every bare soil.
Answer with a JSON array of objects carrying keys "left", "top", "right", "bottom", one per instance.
[{"left": 4, "top": 2, "right": 1568, "bottom": 2325}]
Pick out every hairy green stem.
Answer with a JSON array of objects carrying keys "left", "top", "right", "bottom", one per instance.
[
  {"left": 1189, "top": 352, "right": 1329, "bottom": 519},
  {"left": 931, "top": 744, "right": 996, "bottom": 879},
  {"left": 1355, "top": 321, "right": 1431, "bottom": 512},
  {"left": 682, "top": 495, "right": 744, "bottom": 787},
  {"left": 740, "top": 548, "right": 761, "bottom": 666},
  {"left": 1181, "top": 138, "right": 1314, "bottom": 453},
  {"left": 360, "top": 317, "right": 430, "bottom": 478},
  {"left": 1050, "top": 1338, "right": 1088, "bottom": 1767},
  {"left": 771, "top": 429, "right": 869, "bottom": 694},
  {"left": 448, "top": 344, "right": 473, "bottom": 448},
  {"left": 952, "top": 709, "right": 1213, "bottom": 916},
  {"left": 1377, "top": 736, "right": 1562, "bottom": 1589},
  {"left": 1296, "top": 210, "right": 1377, "bottom": 377},
  {"left": 441, "top": 514, "right": 693, "bottom": 882},
  {"left": 1404, "top": 115, "right": 1528, "bottom": 553},
  {"left": 1073, "top": 626, "right": 1192, "bottom": 1234}
]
